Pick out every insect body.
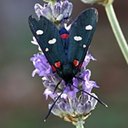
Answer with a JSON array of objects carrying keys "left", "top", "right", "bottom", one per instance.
[{"left": 29, "top": 8, "right": 98, "bottom": 84}]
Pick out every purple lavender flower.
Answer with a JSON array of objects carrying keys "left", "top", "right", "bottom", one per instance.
[
  {"left": 34, "top": 0, "right": 73, "bottom": 24},
  {"left": 30, "top": 53, "right": 51, "bottom": 77},
  {"left": 50, "top": 93, "right": 98, "bottom": 125}
]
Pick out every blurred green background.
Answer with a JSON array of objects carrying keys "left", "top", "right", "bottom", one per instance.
[{"left": 0, "top": 0, "right": 128, "bottom": 128}]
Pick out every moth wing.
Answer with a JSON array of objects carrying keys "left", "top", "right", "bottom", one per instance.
[
  {"left": 68, "top": 8, "right": 98, "bottom": 64},
  {"left": 28, "top": 16, "right": 67, "bottom": 67}
]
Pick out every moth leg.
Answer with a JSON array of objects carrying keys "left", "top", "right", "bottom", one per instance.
[{"left": 53, "top": 80, "right": 62, "bottom": 94}]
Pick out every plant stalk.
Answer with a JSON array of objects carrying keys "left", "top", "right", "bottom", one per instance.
[
  {"left": 75, "top": 120, "right": 85, "bottom": 128},
  {"left": 105, "top": 4, "right": 128, "bottom": 64}
]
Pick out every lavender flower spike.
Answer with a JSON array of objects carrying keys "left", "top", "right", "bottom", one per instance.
[{"left": 30, "top": 1, "right": 107, "bottom": 127}]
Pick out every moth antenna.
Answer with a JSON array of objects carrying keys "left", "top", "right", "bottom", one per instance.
[
  {"left": 44, "top": 91, "right": 63, "bottom": 122},
  {"left": 53, "top": 80, "right": 62, "bottom": 93},
  {"left": 72, "top": 85, "right": 108, "bottom": 107}
]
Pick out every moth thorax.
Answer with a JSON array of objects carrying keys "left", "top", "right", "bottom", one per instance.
[{"left": 61, "top": 64, "right": 74, "bottom": 81}]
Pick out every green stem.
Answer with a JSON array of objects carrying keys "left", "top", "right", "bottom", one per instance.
[
  {"left": 105, "top": 4, "right": 128, "bottom": 64},
  {"left": 76, "top": 120, "right": 85, "bottom": 128}
]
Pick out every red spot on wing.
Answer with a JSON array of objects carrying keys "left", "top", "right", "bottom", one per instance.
[
  {"left": 73, "top": 59, "right": 79, "bottom": 67},
  {"left": 51, "top": 65, "right": 56, "bottom": 72},
  {"left": 55, "top": 61, "right": 61, "bottom": 68},
  {"left": 60, "top": 34, "right": 69, "bottom": 39}
]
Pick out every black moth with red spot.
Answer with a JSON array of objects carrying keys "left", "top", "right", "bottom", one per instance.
[{"left": 29, "top": 8, "right": 98, "bottom": 84}]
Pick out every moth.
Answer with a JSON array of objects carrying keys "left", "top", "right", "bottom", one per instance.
[
  {"left": 29, "top": 8, "right": 98, "bottom": 84},
  {"left": 29, "top": 8, "right": 107, "bottom": 120}
]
